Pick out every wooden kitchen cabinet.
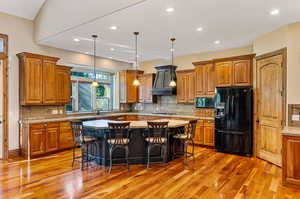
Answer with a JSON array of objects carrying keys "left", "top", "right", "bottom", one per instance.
[
  {"left": 119, "top": 70, "right": 143, "bottom": 103},
  {"left": 138, "top": 73, "right": 157, "bottom": 103},
  {"left": 176, "top": 70, "right": 195, "bottom": 104},
  {"left": 193, "top": 61, "right": 215, "bottom": 97},
  {"left": 45, "top": 123, "right": 59, "bottom": 152},
  {"left": 282, "top": 135, "right": 300, "bottom": 188},
  {"left": 233, "top": 60, "right": 252, "bottom": 86},
  {"left": 215, "top": 61, "right": 233, "bottom": 87},
  {"left": 17, "top": 52, "right": 72, "bottom": 105},
  {"left": 56, "top": 65, "right": 72, "bottom": 104},
  {"left": 30, "top": 124, "right": 46, "bottom": 156},
  {"left": 194, "top": 120, "right": 215, "bottom": 147},
  {"left": 59, "top": 122, "right": 74, "bottom": 149}
]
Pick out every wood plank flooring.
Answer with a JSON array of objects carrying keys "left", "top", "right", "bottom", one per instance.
[{"left": 0, "top": 146, "right": 300, "bottom": 199}]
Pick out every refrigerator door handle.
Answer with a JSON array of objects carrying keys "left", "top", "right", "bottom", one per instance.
[
  {"left": 225, "top": 96, "right": 230, "bottom": 116},
  {"left": 231, "top": 96, "right": 235, "bottom": 117}
]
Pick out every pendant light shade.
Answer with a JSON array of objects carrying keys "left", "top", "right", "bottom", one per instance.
[
  {"left": 169, "top": 38, "right": 176, "bottom": 87},
  {"left": 133, "top": 32, "right": 140, "bottom": 86},
  {"left": 91, "top": 35, "right": 99, "bottom": 87}
]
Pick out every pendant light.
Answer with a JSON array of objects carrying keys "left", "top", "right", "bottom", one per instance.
[
  {"left": 132, "top": 32, "right": 140, "bottom": 86},
  {"left": 91, "top": 35, "right": 99, "bottom": 87},
  {"left": 169, "top": 38, "right": 176, "bottom": 87}
]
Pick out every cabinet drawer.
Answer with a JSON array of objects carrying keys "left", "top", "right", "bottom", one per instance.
[
  {"left": 30, "top": 123, "right": 45, "bottom": 130},
  {"left": 60, "top": 121, "right": 71, "bottom": 128},
  {"left": 204, "top": 120, "right": 214, "bottom": 126},
  {"left": 47, "top": 122, "right": 60, "bottom": 128}
]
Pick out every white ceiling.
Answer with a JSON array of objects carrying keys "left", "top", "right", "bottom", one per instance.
[
  {"left": 28, "top": 0, "right": 300, "bottom": 62},
  {"left": 0, "top": 0, "right": 45, "bottom": 20}
]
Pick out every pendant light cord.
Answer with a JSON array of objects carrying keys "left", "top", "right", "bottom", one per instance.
[
  {"left": 134, "top": 32, "right": 139, "bottom": 78},
  {"left": 92, "top": 35, "right": 98, "bottom": 81}
]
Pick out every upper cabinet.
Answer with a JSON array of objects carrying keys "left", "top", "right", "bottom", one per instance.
[
  {"left": 214, "top": 54, "right": 255, "bottom": 87},
  {"left": 119, "top": 70, "right": 143, "bottom": 103},
  {"left": 193, "top": 61, "right": 215, "bottom": 97},
  {"left": 138, "top": 73, "right": 157, "bottom": 103},
  {"left": 17, "top": 52, "right": 72, "bottom": 105},
  {"left": 176, "top": 70, "right": 195, "bottom": 104}
]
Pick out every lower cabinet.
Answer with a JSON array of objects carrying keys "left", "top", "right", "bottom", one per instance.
[
  {"left": 30, "top": 121, "right": 74, "bottom": 157},
  {"left": 194, "top": 120, "right": 215, "bottom": 147},
  {"left": 282, "top": 135, "right": 300, "bottom": 188}
]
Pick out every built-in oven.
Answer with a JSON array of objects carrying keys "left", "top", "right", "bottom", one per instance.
[{"left": 195, "top": 97, "right": 215, "bottom": 108}]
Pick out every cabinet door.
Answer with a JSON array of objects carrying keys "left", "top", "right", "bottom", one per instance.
[
  {"left": 233, "top": 60, "right": 251, "bottom": 86},
  {"left": 119, "top": 71, "right": 127, "bottom": 103},
  {"left": 138, "top": 76, "right": 145, "bottom": 103},
  {"left": 215, "top": 61, "right": 233, "bottom": 87},
  {"left": 187, "top": 72, "right": 195, "bottom": 103},
  {"left": 205, "top": 63, "right": 215, "bottom": 96},
  {"left": 45, "top": 124, "right": 59, "bottom": 152},
  {"left": 194, "top": 120, "right": 204, "bottom": 144},
  {"left": 203, "top": 120, "right": 215, "bottom": 146},
  {"left": 30, "top": 125, "right": 46, "bottom": 156},
  {"left": 24, "top": 58, "right": 43, "bottom": 104},
  {"left": 56, "top": 68, "right": 71, "bottom": 104},
  {"left": 283, "top": 136, "right": 300, "bottom": 188},
  {"left": 195, "top": 66, "right": 205, "bottom": 97},
  {"left": 127, "top": 72, "right": 138, "bottom": 103},
  {"left": 59, "top": 122, "right": 74, "bottom": 149},
  {"left": 176, "top": 73, "right": 186, "bottom": 103},
  {"left": 43, "top": 60, "right": 57, "bottom": 104}
]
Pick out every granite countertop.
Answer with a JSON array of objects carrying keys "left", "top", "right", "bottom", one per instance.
[
  {"left": 20, "top": 112, "right": 214, "bottom": 124},
  {"left": 282, "top": 127, "right": 300, "bottom": 136},
  {"left": 83, "top": 119, "right": 189, "bottom": 129}
]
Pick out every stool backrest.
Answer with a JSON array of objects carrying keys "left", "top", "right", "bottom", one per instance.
[
  {"left": 146, "top": 121, "right": 169, "bottom": 143},
  {"left": 185, "top": 120, "right": 197, "bottom": 139},
  {"left": 71, "top": 120, "right": 83, "bottom": 144},
  {"left": 107, "top": 122, "right": 131, "bottom": 145}
]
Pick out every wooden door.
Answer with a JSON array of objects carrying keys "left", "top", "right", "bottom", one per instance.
[
  {"left": 127, "top": 71, "right": 138, "bottom": 103},
  {"left": 45, "top": 123, "right": 59, "bottom": 152},
  {"left": 30, "top": 124, "right": 46, "bottom": 156},
  {"left": 43, "top": 60, "right": 57, "bottom": 104},
  {"left": 56, "top": 67, "right": 71, "bottom": 104},
  {"left": 176, "top": 73, "right": 186, "bottom": 103},
  {"left": 187, "top": 72, "right": 195, "bottom": 103},
  {"left": 119, "top": 71, "right": 127, "bottom": 103},
  {"left": 282, "top": 135, "right": 300, "bottom": 188},
  {"left": 195, "top": 66, "right": 205, "bottom": 97},
  {"left": 138, "top": 76, "right": 145, "bottom": 103},
  {"left": 59, "top": 122, "right": 74, "bottom": 149},
  {"left": 215, "top": 61, "right": 233, "bottom": 87},
  {"left": 24, "top": 58, "right": 43, "bottom": 104},
  {"left": 205, "top": 63, "right": 215, "bottom": 96},
  {"left": 233, "top": 60, "right": 252, "bottom": 86},
  {"left": 257, "top": 53, "right": 284, "bottom": 166}
]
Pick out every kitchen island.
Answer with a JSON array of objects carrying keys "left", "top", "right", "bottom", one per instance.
[{"left": 83, "top": 119, "right": 190, "bottom": 166}]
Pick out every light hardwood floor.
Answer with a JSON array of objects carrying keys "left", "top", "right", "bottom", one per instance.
[{"left": 0, "top": 147, "right": 300, "bottom": 199}]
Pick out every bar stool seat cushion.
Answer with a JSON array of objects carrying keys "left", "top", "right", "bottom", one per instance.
[
  {"left": 107, "top": 138, "right": 130, "bottom": 145},
  {"left": 145, "top": 137, "right": 167, "bottom": 143},
  {"left": 81, "top": 136, "right": 97, "bottom": 143},
  {"left": 173, "top": 134, "right": 190, "bottom": 139}
]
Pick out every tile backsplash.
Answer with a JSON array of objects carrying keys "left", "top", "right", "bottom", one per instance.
[
  {"left": 20, "top": 105, "right": 66, "bottom": 120},
  {"left": 133, "top": 96, "right": 194, "bottom": 114}
]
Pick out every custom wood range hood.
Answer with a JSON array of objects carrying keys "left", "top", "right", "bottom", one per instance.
[{"left": 152, "top": 65, "right": 177, "bottom": 96}]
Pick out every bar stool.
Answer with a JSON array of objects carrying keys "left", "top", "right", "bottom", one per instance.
[
  {"left": 173, "top": 120, "right": 197, "bottom": 163},
  {"left": 145, "top": 121, "right": 169, "bottom": 168},
  {"left": 71, "top": 120, "right": 97, "bottom": 170},
  {"left": 107, "top": 122, "right": 131, "bottom": 173}
]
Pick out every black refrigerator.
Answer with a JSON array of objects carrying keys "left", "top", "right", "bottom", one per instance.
[{"left": 214, "top": 86, "right": 253, "bottom": 156}]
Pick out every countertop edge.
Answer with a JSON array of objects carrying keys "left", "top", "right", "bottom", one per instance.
[{"left": 282, "top": 127, "right": 300, "bottom": 136}]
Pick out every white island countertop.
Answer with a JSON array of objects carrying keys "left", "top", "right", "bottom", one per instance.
[{"left": 83, "top": 119, "right": 189, "bottom": 129}]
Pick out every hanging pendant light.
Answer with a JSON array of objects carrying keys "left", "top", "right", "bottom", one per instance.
[
  {"left": 169, "top": 38, "right": 176, "bottom": 87},
  {"left": 132, "top": 32, "right": 140, "bottom": 86},
  {"left": 91, "top": 35, "right": 99, "bottom": 87}
]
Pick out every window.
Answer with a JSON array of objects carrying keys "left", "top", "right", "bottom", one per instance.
[{"left": 66, "top": 71, "right": 115, "bottom": 113}]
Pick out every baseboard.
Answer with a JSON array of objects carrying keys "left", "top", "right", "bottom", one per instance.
[{"left": 8, "top": 149, "right": 21, "bottom": 158}]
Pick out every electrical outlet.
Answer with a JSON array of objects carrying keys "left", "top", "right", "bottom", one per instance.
[
  {"left": 292, "top": 114, "right": 300, "bottom": 121},
  {"left": 52, "top": 110, "right": 58, "bottom": 114}
]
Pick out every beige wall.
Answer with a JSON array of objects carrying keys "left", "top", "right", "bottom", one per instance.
[
  {"left": 0, "top": 12, "right": 131, "bottom": 150},
  {"left": 140, "top": 45, "right": 253, "bottom": 73}
]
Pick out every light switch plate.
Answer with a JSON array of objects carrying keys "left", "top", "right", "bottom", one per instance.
[{"left": 52, "top": 110, "right": 58, "bottom": 114}]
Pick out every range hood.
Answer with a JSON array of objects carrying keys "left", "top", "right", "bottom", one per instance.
[{"left": 152, "top": 65, "right": 177, "bottom": 95}]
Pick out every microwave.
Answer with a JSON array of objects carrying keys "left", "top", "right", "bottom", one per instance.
[{"left": 195, "top": 97, "right": 215, "bottom": 108}]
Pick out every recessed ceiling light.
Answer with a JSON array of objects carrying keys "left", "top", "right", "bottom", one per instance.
[
  {"left": 74, "top": 38, "right": 80, "bottom": 42},
  {"left": 196, "top": 27, "right": 203, "bottom": 32},
  {"left": 170, "top": 48, "right": 175, "bottom": 52},
  {"left": 109, "top": 57, "right": 113, "bottom": 59},
  {"left": 110, "top": 48, "right": 115, "bottom": 51},
  {"left": 270, "top": 9, "right": 280, "bottom": 15},
  {"left": 110, "top": 26, "right": 117, "bottom": 30},
  {"left": 85, "top": 52, "right": 89, "bottom": 54},
  {"left": 166, "top": 7, "right": 174, "bottom": 13},
  {"left": 214, "top": 40, "right": 221, "bottom": 44}
]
